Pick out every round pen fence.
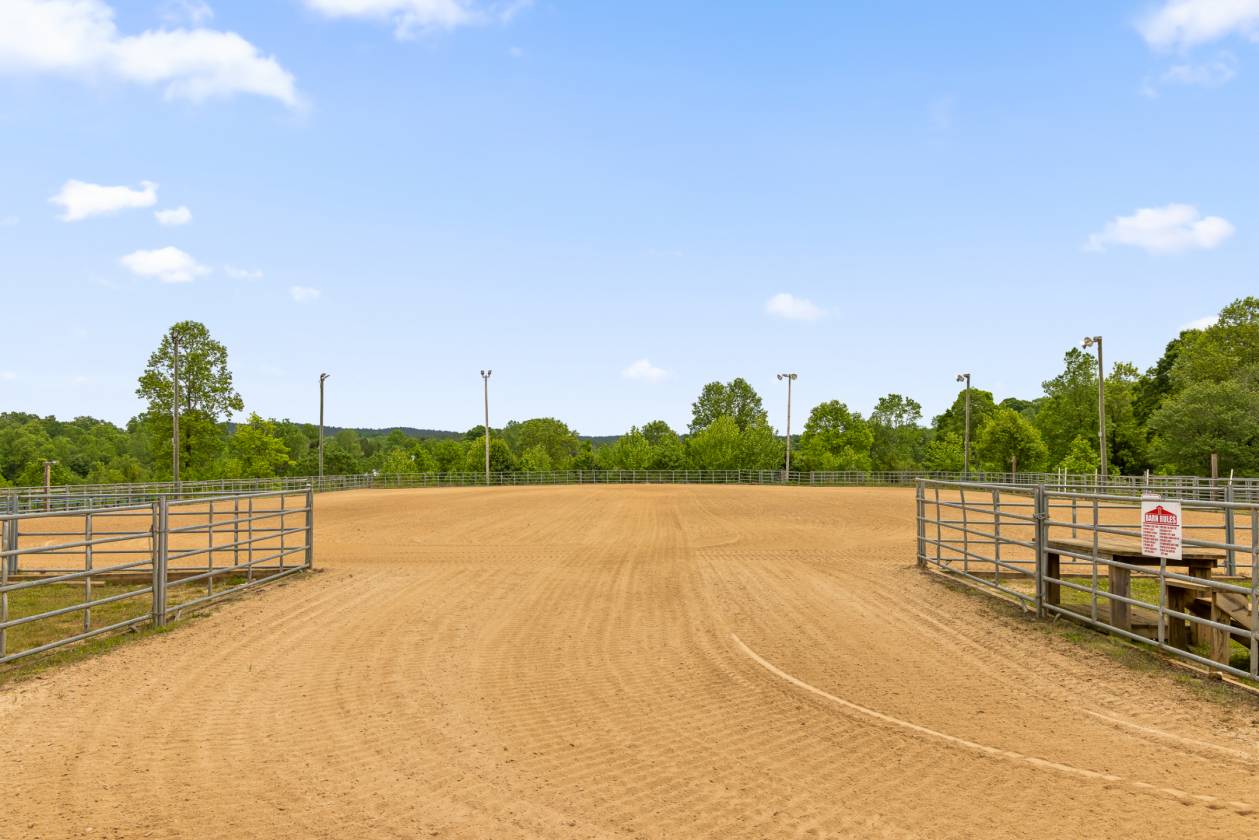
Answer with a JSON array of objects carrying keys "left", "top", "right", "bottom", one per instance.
[
  {"left": 916, "top": 478, "right": 1259, "bottom": 681},
  {"left": 7, "top": 469, "right": 1259, "bottom": 514},
  {"left": 0, "top": 487, "right": 314, "bottom": 666}
]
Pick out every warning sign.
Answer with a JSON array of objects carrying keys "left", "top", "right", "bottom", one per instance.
[{"left": 1141, "top": 497, "right": 1182, "bottom": 561}]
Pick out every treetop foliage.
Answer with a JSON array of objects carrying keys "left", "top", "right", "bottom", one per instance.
[{"left": 5, "top": 299, "right": 1259, "bottom": 486}]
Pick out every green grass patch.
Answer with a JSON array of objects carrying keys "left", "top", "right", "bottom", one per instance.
[
  {"left": 2, "top": 573, "right": 252, "bottom": 671},
  {"left": 1011, "top": 575, "right": 1255, "bottom": 671}
]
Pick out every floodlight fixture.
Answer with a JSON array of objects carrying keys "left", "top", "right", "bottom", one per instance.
[
  {"left": 956, "top": 373, "right": 972, "bottom": 476},
  {"left": 777, "top": 373, "right": 798, "bottom": 478},
  {"left": 1081, "top": 336, "right": 1108, "bottom": 480},
  {"left": 480, "top": 370, "right": 493, "bottom": 484}
]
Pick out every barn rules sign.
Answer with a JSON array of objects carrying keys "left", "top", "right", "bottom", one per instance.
[{"left": 1140, "top": 497, "right": 1182, "bottom": 561}]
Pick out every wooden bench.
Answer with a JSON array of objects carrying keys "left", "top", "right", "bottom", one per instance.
[
  {"left": 1045, "top": 537, "right": 1222, "bottom": 637},
  {"left": 1165, "top": 578, "right": 1255, "bottom": 665}
]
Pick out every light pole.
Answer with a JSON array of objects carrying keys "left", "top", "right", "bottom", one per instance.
[
  {"left": 955, "top": 373, "right": 971, "bottom": 477},
  {"left": 777, "top": 373, "right": 797, "bottom": 479},
  {"left": 171, "top": 331, "right": 181, "bottom": 493},
  {"left": 1082, "top": 335, "right": 1107, "bottom": 481},
  {"left": 480, "top": 370, "right": 492, "bottom": 485},
  {"left": 43, "top": 459, "right": 58, "bottom": 511},
  {"left": 318, "top": 372, "right": 330, "bottom": 481}
]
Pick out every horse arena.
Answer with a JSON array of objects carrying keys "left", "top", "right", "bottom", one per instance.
[{"left": 2, "top": 485, "right": 1258, "bottom": 838}]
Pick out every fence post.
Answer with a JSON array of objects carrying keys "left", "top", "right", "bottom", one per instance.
[
  {"left": 1224, "top": 484, "right": 1236, "bottom": 576},
  {"left": 915, "top": 480, "right": 926, "bottom": 568},
  {"left": 152, "top": 498, "right": 169, "bottom": 628},
  {"left": 1034, "top": 484, "right": 1048, "bottom": 618},
  {"left": 3, "top": 510, "right": 16, "bottom": 576},
  {"left": 305, "top": 484, "right": 315, "bottom": 569}
]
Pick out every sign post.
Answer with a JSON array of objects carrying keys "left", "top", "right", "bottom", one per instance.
[{"left": 1141, "top": 497, "right": 1182, "bottom": 561}]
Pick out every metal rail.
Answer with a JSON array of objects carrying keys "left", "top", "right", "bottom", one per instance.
[
  {"left": 0, "top": 487, "right": 314, "bottom": 666},
  {"left": 916, "top": 478, "right": 1259, "bottom": 682},
  {"left": 8, "top": 469, "right": 1259, "bottom": 513}
]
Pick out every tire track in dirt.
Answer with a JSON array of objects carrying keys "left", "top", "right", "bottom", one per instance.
[{"left": 732, "top": 632, "right": 1253, "bottom": 814}]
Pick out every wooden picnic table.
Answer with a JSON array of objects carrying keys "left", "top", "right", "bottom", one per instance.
[{"left": 1044, "top": 537, "right": 1222, "bottom": 638}]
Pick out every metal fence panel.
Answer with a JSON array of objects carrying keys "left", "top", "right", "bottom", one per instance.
[
  {"left": 917, "top": 478, "right": 1259, "bottom": 681},
  {"left": 11, "top": 469, "right": 1259, "bottom": 513},
  {"left": 0, "top": 487, "right": 314, "bottom": 666}
]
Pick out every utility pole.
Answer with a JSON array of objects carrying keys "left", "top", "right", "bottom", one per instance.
[
  {"left": 1082, "top": 336, "right": 1107, "bottom": 482},
  {"left": 481, "top": 370, "right": 493, "bottom": 485},
  {"left": 43, "top": 459, "right": 57, "bottom": 511},
  {"left": 171, "top": 332, "right": 181, "bottom": 494},
  {"left": 777, "top": 373, "right": 797, "bottom": 479},
  {"left": 955, "top": 373, "right": 971, "bottom": 477},
  {"left": 319, "top": 372, "right": 330, "bottom": 481}
]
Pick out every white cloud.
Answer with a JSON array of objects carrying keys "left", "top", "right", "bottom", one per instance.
[
  {"left": 120, "top": 246, "right": 210, "bottom": 283},
  {"left": 160, "top": 1, "right": 215, "bottom": 26},
  {"left": 51, "top": 179, "right": 157, "bottom": 221},
  {"left": 155, "top": 205, "right": 192, "bottom": 226},
  {"left": 1181, "top": 315, "right": 1218, "bottom": 331},
  {"left": 290, "top": 285, "right": 322, "bottom": 302},
  {"left": 0, "top": 370, "right": 16, "bottom": 381},
  {"left": 0, "top": 0, "right": 299, "bottom": 106},
  {"left": 224, "top": 264, "right": 263, "bottom": 279},
  {"left": 304, "top": 0, "right": 531, "bottom": 38},
  {"left": 1162, "top": 52, "right": 1238, "bottom": 86},
  {"left": 1139, "top": 0, "right": 1259, "bottom": 49},
  {"left": 765, "top": 292, "right": 826, "bottom": 322},
  {"left": 1086, "top": 204, "right": 1235, "bottom": 254},
  {"left": 1141, "top": 52, "right": 1238, "bottom": 97},
  {"left": 621, "top": 358, "right": 669, "bottom": 383},
  {"left": 0, "top": 215, "right": 17, "bottom": 227}
]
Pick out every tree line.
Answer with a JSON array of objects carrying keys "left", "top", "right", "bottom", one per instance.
[{"left": 1, "top": 298, "right": 1256, "bottom": 487}]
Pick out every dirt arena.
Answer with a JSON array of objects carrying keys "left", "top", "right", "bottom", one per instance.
[{"left": 2, "top": 486, "right": 1259, "bottom": 839}]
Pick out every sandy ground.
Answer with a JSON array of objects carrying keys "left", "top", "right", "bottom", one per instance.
[{"left": 3, "top": 485, "right": 1259, "bottom": 839}]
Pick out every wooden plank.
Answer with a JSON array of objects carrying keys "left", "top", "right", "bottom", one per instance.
[
  {"left": 1057, "top": 602, "right": 1161, "bottom": 639},
  {"left": 1167, "top": 585, "right": 1190, "bottom": 650},
  {"left": 1211, "top": 595, "right": 1233, "bottom": 666},
  {"left": 1110, "top": 564, "right": 1131, "bottom": 632},
  {"left": 1047, "top": 536, "right": 1223, "bottom": 563},
  {"left": 1216, "top": 591, "right": 1255, "bottom": 632},
  {"left": 1045, "top": 551, "right": 1061, "bottom": 606},
  {"left": 1165, "top": 578, "right": 1213, "bottom": 593}
]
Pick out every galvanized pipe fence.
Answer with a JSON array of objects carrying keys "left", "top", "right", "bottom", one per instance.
[
  {"left": 916, "top": 478, "right": 1259, "bottom": 681},
  {"left": 0, "top": 487, "right": 313, "bottom": 666},
  {"left": 7, "top": 469, "right": 1259, "bottom": 513}
]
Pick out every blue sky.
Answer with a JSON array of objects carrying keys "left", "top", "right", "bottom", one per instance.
[{"left": 1, "top": 0, "right": 1257, "bottom": 435}]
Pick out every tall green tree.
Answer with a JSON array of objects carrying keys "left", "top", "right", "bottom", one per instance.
[
  {"left": 976, "top": 408, "right": 1048, "bottom": 472},
  {"left": 136, "top": 322, "right": 243, "bottom": 479},
  {"left": 685, "top": 415, "right": 745, "bottom": 469},
  {"left": 690, "top": 378, "right": 767, "bottom": 433},
  {"left": 794, "top": 401, "right": 874, "bottom": 471},
  {"left": 1169, "top": 297, "right": 1259, "bottom": 388},
  {"left": 870, "top": 393, "right": 925, "bottom": 470},
  {"left": 640, "top": 420, "right": 686, "bottom": 468},
  {"left": 518, "top": 444, "right": 554, "bottom": 473},
  {"left": 600, "top": 427, "right": 654, "bottom": 470},
  {"left": 922, "top": 431, "right": 964, "bottom": 472},
  {"left": 503, "top": 418, "right": 582, "bottom": 468},
  {"left": 933, "top": 388, "right": 997, "bottom": 441},
  {"left": 226, "top": 413, "right": 293, "bottom": 478},
  {"left": 1149, "top": 379, "right": 1259, "bottom": 475},
  {"left": 463, "top": 437, "right": 516, "bottom": 473}
]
